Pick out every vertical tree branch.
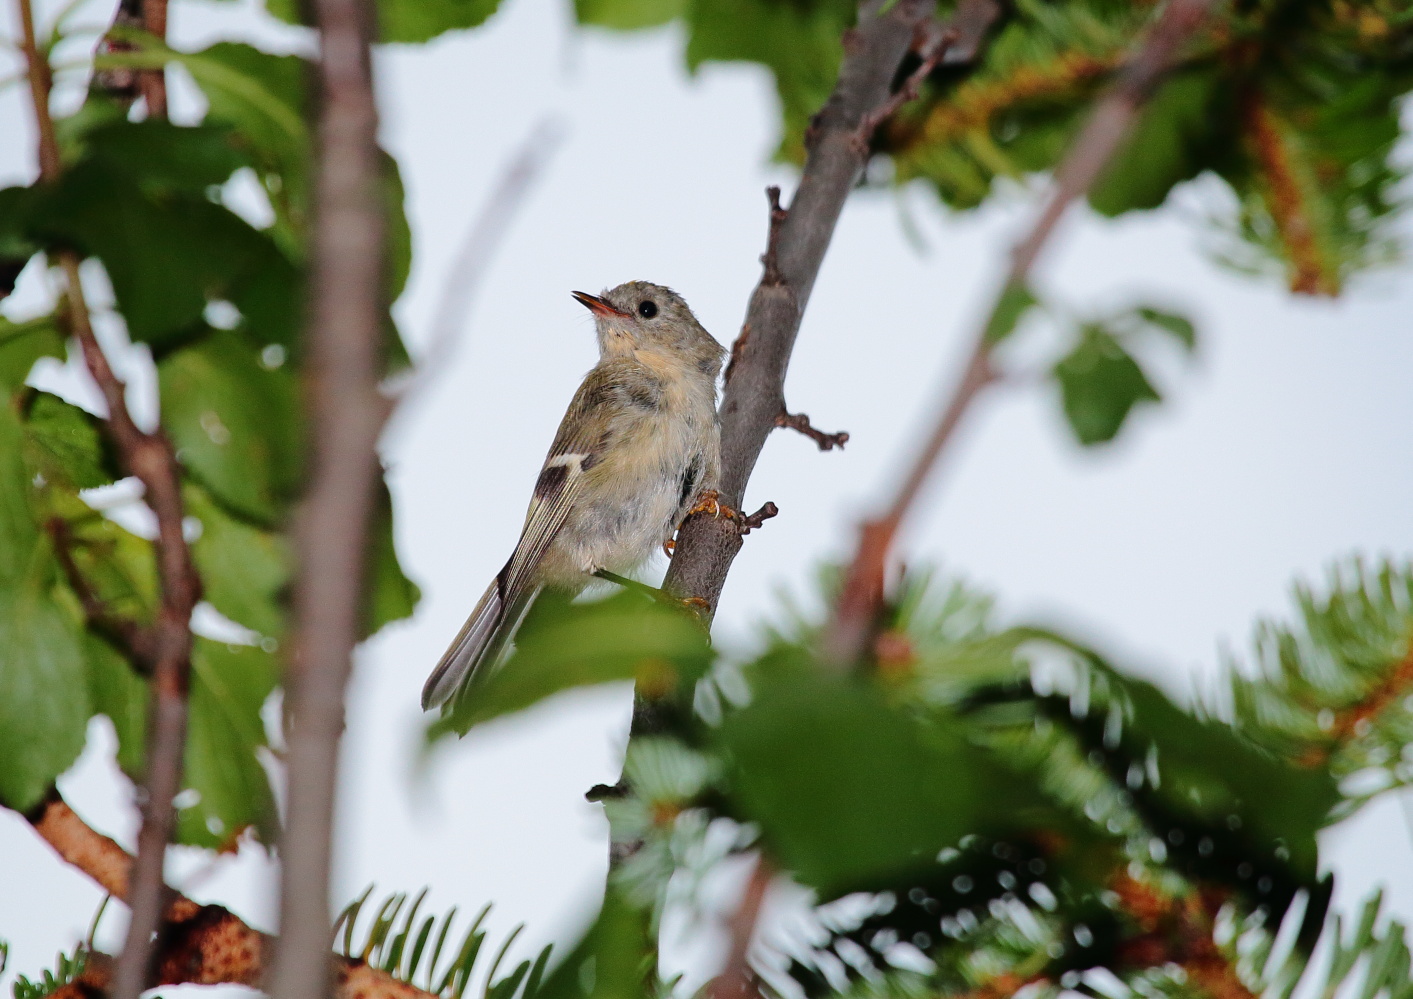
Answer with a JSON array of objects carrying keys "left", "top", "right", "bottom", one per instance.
[
  {"left": 707, "top": 856, "right": 773, "bottom": 999},
  {"left": 136, "top": 0, "right": 167, "bottom": 116},
  {"left": 826, "top": 0, "right": 1223, "bottom": 664},
  {"left": 269, "top": 0, "right": 385, "bottom": 991},
  {"left": 662, "top": 0, "right": 940, "bottom": 615},
  {"left": 16, "top": 5, "right": 200, "bottom": 999}
]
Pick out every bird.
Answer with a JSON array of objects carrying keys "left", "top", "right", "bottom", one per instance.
[{"left": 421, "top": 281, "right": 727, "bottom": 711}]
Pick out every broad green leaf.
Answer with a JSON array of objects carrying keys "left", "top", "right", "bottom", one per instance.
[
  {"left": 1052, "top": 324, "right": 1160, "bottom": 446},
  {"left": 718, "top": 662, "right": 977, "bottom": 895},
  {"left": 685, "top": 0, "right": 855, "bottom": 159},
  {"left": 187, "top": 483, "right": 289, "bottom": 639},
  {"left": 85, "top": 632, "right": 147, "bottom": 778},
  {"left": 431, "top": 590, "right": 712, "bottom": 737},
  {"left": 22, "top": 392, "right": 116, "bottom": 491},
  {"left": 74, "top": 119, "right": 250, "bottom": 197},
  {"left": 0, "top": 405, "right": 90, "bottom": 808},
  {"left": 1089, "top": 71, "right": 1219, "bottom": 217},
  {"left": 64, "top": 506, "right": 159, "bottom": 628},
  {"left": 0, "top": 583, "right": 91, "bottom": 810},
  {"left": 0, "top": 315, "right": 64, "bottom": 392},
  {"left": 263, "top": 0, "right": 502, "bottom": 44},
  {"left": 575, "top": 0, "right": 682, "bottom": 30},
  {"left": 179, "top": 637, "right": 280, "bottom": 848},
  {"left": 534, "top": 889, "right": 652, "bottom": 999},
  {"left": 363, "top": 477, "right": 420, "bottom": 639},
  {"left": 158, "top": 328, "right": 301, "bottom": 526}
]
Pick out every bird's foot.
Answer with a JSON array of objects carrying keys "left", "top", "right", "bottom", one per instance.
[
  {"left": 662, "top": 538, "right": 675, "bottom": 557},
  {"left": 689, "top": 489, "right": 739, "bottom": 521}
]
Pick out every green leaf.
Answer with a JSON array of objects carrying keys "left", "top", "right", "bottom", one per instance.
[
  {"left": 534, "top": 889, "right": 652, "bottom": 999},
  {"left": 180, "top": 637, "right": 280, "bottom": 848},
  {"left": 684, "top": 0, "right": 855, "bottom": 159},
  {"left": 264, "top": 0, "right": 504, "bottom": 45},
  {"left": 22, "top": 392, "right": 116, "bottom": 491},
  {"left": 0, "top": 405, "right": 90, "bottom": 809},
  {"left": 983, "top": 282, "right": 1038, "bottom": 345},
  {"left": 85, "top": 632, "right": 147, "bottom": 778},
  {"left": 1134, "top": 305, "right": 1197, "bottom": 352},
  {"left": 75, "top": 118, "right": 251, "bottom": 197},
  {"left": 363, "top": 476, "right": 420, "bottom": 639},
  {"left": 1052, "top": 324, "right": 1160, "bottom": 446},
  {"left": 187, "top": 483, "right": 289, "bottom": 639},
  {"left": 431, "top": 590, "right": 713, "bottom": 737},
  {"left": 575, "top": 0, "right": 681, "bottom": 30},
  {"left": 1089, "top": 70, "right": 1220, "bottom": 216},
  {"left": 158, "top": 328, "right": 301, "bottom": 526},
  {"left": 0, "top": 315, "right": 64, "bottom": 392},
  {"left": 718, "top": 661, "right": 977, "bottom": 895}
]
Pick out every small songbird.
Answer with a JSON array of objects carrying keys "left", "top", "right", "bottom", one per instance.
[{"left": 421, "top": 281, "right": 726, "bottom": 711}]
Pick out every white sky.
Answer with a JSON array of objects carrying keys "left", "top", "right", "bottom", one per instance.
[{"left": 2, "top": 0, "right": 1412, "bottom": 994}]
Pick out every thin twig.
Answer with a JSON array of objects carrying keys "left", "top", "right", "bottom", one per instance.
[
  {"left": 854, "top": 21, "right": 958, "bottom": 146},
  {"left": 47, "top": 517, "right": 158, "bottom": 669},
  {"left": 15, "top": 6, "right": 201, "bottom": 999},
  {"left": 383, "top": 115, "right": 566, "bottom": 430},
  {"left": 738, "top": 501, "right": 779, "bottom": 535},
  {"left": 825, "top": 0, "right": 1223, "bottom": 665},
  {"left": 708, "top": 855, "right": 773, "bottom": 999},
  {"left": 136, "top": 0, "right": 165, "bottom": 115},
  {"left": 758, "top": 185, "right": 789, "bottom": 288},
  {"left": 270, "top": 0, "right": 386, "bottom": 992},
  {"left": 775, "top": 410, "right": 849, "bottom": 451}
]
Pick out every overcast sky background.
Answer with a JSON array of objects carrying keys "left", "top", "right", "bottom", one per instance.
[{"left": 2, "top": 0, "right": 1413, "bottom": 994}]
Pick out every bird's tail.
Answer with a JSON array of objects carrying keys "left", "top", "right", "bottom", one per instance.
[{"left": 421, "top": 567, "right": 540, "bottom": 711}]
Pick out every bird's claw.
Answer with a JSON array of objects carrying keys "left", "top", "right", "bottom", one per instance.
[
  {"left": 663, "top": 538, "right": 675, "bottom": 557},
  {"left": 689, "top": 489, "right": 739, "bottom": 521}
]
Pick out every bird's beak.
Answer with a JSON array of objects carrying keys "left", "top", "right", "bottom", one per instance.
[{"left": 572, "top": 290, "right": 631, "bottom": 319}]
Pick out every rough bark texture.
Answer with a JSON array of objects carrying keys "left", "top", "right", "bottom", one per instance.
[{"left": 661, "top": 0, "right": 938, "bottom": 615}]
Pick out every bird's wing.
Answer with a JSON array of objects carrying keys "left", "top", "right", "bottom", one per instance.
[{"left": 421, "top": 365, "right": 633, "bottom": 710}]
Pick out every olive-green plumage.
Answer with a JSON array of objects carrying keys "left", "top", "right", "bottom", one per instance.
[{"left": 422, "top": 281, "right": 725, "bottom": 711}]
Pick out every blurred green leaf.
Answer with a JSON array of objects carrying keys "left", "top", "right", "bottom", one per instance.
[
  {"left": 1052, "top": 324, "right": 1159, "bottom": 446},
  {"left": 0, "top": 315, "right": 64, "bottom": 392},
  {"left": 685, "top": 0, "right": 854, "bottom": 159},
  {"left": 264, "top": 0, "right": 502, "bottom": 44},
  {"left": 363, "top": 476, "right": 420, "bottom": 639},
  {"left": 22, "top": 392, "right": 115, "bottom": 491},
  {"left": 179, "top": 637, "right": 280, "bottom": 848},
  {"left": 158, "top": 328, "right": 301, "bottom": 526},
  {"left": 187, "top": 483, "right": 289, "bottom": 639},
  {"left": 74, "top": 118, "right": 251, "bottom": 197},
  {"left": 575, "top": 0, "right": 681, "bottom": 29},
  {"left": 431, "top": 590, "right": 712, "bottom": 737},
  {"left": 1134, "top": 305, "right": 1196, "bottom": 352},
  {"left": 984, "top": 282, "right": 1037, "bottom": 345},
  {"left": 1089, "top": 71, "right": 1220, "bottom": 217},
  {"left": 85, "top": 631, "right": 147, "bottom": 779},
  {"left": 0, "top": 404, "right": 89, "bottom": 810},
  {"left": 719, "top": 660, "right": 977, "bottom": 894},
  {"left": 534, "top": 889, "right": 652, "bottom": 999}
]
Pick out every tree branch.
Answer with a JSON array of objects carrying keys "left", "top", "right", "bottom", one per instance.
[
  {"left": 707, "top": 855, "right": 773, "bottom": 999},
  {"left": 47, "top": 518, "right": 158, "bottom": 670},
  {"left": 22, "top": 793, "right": 440, "bottom": 999},
  {"left": 271, "top": 0, "right": 386, "bottom": 993},
  {"left": 825, "top": 0, "right": 1223, "bottom": 665},
  {"left": 662, "top": 0, "right": 940, "bottom": 616},
  {"left": 775, "top": 410, "right": 849, "bottom": 451},
  {"left": 15, "top": 7, "right": 201, "bottom": 999}
]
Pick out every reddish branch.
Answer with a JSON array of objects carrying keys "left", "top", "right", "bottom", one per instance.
[
  {"left": 24, "top": 794, "right": 440, "bottom": 999},
  {"left": 826, "top": 0, "right": 1223, "bottom": 665},
  {"left": 708, "top": 856, "right": 774, "bottom": 999},
  {"left": 15, "top": 5, "right": 201, "bottom": 999},
  {"left": 271, "top": 0, "right": 387, "bottom": 992}
]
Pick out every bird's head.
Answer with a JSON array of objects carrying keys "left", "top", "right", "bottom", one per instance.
[{"left": 572, "top": 281, "right": 725, "bottom": 381}]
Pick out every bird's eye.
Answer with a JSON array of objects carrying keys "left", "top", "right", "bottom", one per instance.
[{"left": 638, "top": 300, "right": 658, "bottom": 319}]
